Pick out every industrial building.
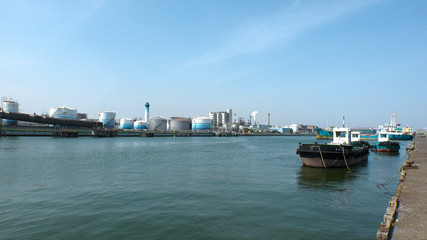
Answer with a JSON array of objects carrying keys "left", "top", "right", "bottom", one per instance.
[
  {"left": 209, "top": 109, "right": 232, "bottom": 128},
  {"left": 1, "top": 98, "right": 19, "bottom": 126},
  {"left": 192, "top": 117, "right": 212, "bottom": 131}
]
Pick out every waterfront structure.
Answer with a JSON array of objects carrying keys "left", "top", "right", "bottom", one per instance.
[
  {"left": 134, "top": 120, "right": 148, "bottom": 130},
  {"left": 209, "top": 109, "right": 232, "bottom": 128},
  {"left": 270, "top": 127, "right": 292, "bottom": 134},
  {"left": 169, "top": 117, "right": 191, "bottom": 131},
  {"left": 149, "top": 116, "right": 167, "bottom": 131},
  {"left": 297, "top": 124, "right": 317, "bottom": 134},
  {"left": 1, "top": 98, "right": 19, "bottom": 125},
  {"left": 99, "top": 111, "right": 116, "bottom": 128},
  {"left": 286, "top": 123, "right": 298, "bottom": 133},
  {"left": 77, "top": 113, "right": 88, "bottom": 120},
  {"left": 49, "top": 106, "right": 77, "bottom": 120},
  {"left": 192, "top": 117, "right": 212, "bottom": 131},
  {"left": 145, "top": 102, "right": 150, "bottom": 122},
  {"left": 119, "top": 118, "right": 134, "bottom": 129}
]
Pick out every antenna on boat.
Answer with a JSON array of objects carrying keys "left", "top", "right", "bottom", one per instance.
[{"left": 342, "top": 116, "right": 345, "bottom": 128}]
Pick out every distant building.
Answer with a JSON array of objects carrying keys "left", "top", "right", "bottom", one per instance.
[
  {"left": 286, "top": 123, "right": 298, "bottom": 133},
  {"left": 209, "top": 109, "right": 232, "bottom": 128},
  {"left": 298, "top": 124, "right": 318, "bottom": 133},
  {"left": 77, "top": 113, "right": 88, "bottom": 120},
  {"left": 270, "top": 127, "right": 293, "bottom": 134}
]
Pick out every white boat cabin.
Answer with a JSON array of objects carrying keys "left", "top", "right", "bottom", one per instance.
[
  {"left": 378, "top": 132, "right": 390, "bottom": 142},
  {"left": 351, "top": 131, "right": 361, "bottom": 142},
  {"left": 331, "top": 127, "right": 351, "bottom": 145}
]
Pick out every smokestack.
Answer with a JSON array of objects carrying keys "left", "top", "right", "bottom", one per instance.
[
  {"left": 267, "top": 113, "right": 270, "bottom": 127},
  {"left": 145, "top": 102, "right": 150, "bottom": 122}
]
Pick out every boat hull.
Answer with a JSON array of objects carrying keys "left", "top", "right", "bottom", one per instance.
[
  {"left": 371, "top": 148, "right": 398, "bottom": 153},
  {"left": 296, "top": 143, "right": 370, "bottom": 168},
  {"left": 299, "top": 155, "right": 368, "bottom": 168},
  {"left": 371, "top": 141, "right": 400, "bottom": 153},
  {"left": 388, "top": 134, "right": 413, "bottom": 140}
]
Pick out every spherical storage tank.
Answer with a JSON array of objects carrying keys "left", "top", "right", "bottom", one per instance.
[
  {"left": 149, "top": 117, "right": 167, "bottom": 131},
  {"left": 134, "top": 120, "right": 148, "bottom": 130},
  {"left": 99, "top": 111, "right": 116, "bottom": 128},
  {"left": 49, "top": 106, "right": 77, "bottom": 120},
  {"left": 1, "top": 99, "right": 19, "bottom": 125},
  {"left": 119, "top": 118, "right": 134, "bottom": 129},
  {"left": 169, "top": 117, "right": 191, "bottom": 131},
  {"left": 192, "top": 117, "right": 212, "bottom": 131}
]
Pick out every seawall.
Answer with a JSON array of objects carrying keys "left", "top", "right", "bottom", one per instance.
[{"left": 377, "top": 134, "right": 427, "bottom": 239}]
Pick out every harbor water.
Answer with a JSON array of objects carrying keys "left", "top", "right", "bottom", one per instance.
[{"left": 0, "top": 136, "right": 410, "bottom": 239}]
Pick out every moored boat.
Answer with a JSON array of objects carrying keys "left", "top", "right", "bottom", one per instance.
[
  {"left": 315, "top": 128, "right": 333, "bottom": 140},
  {"left": 371, "top": 132, "right": 400, "bottom": 153},
  {"left": 296, "top": 125, "right": 370, "bottom": 168},
  {"left": 378, "top": 114, "right": 414, "bottom": 141}
]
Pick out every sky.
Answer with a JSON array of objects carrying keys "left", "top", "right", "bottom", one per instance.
[{"left": 1, "top": 0, "right": 426, "bottom": 128}]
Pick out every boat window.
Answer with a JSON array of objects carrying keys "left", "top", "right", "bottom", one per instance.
[
  {"left": 380, "top": 134, "right": 387, "bottom": 138},
  {"left": 336, "top": 132, "right": 346, "bottom": 137},
  {"left": 352, "top": 134, "right": 359, "bottom": 138}
]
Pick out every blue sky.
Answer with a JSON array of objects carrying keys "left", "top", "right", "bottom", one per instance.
[{"left": 1, "top": 0, "right": 426, "bottom": 128}]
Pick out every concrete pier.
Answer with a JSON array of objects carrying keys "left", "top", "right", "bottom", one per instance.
[{"left": 377, "top": 135, "right": 427, "bottom": 239}]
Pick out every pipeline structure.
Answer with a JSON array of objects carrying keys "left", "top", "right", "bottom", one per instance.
[{"left": 0, "top": 110, "right": 103, "bottom": 129}]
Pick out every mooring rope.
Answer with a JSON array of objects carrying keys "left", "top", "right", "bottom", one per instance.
[
  {"left": 377, "top": 166, "right": 403, "bottom": 187},
  {"left": 317, "top": 145, "right": 326, "bottom": 168},
  {"left": 342, "top": 147, "right": 352, "bottom": 173}
]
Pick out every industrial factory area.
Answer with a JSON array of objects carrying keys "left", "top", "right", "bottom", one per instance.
[{"left": 0, "top": 97, "right": 315, "bottom": 137}]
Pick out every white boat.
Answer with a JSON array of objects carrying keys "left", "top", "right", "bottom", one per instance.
[{"left": 378, "top": 114, "right": 414, "bottom": 140}]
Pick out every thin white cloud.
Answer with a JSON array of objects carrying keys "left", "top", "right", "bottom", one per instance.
[{"left": 184, "top": 0, "right": 386, "bottom": 69}]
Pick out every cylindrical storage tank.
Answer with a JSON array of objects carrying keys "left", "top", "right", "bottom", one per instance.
[
  {"left": 2, "top": 99, "right": 19, "bottom": 125},
  {"left": 149, "top": 117, "right": 167, "bottom": 131},
  {"left": 119, "top": 118, "right": 134, "bottom": 129},
  {"left": 49, "top": 106, "right": 77, "bottom": 120},
  {"left": 192, "top": 117, "right": 212, "bottom": 131},
  {"left": 169, "top": 117, "right": 191, "bottom": 131},
  {"left": 99, "top": 111, "right": 116, "bottom": 128},
  {"left": 134, "top": 120, "right": 148, "bottom": 130}
]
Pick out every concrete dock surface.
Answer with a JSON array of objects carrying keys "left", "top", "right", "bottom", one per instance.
[{"left": 391, "top": 135, "right": 427, "bottom": 239}]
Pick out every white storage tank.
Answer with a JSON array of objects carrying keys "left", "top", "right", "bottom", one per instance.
[
  {"left": 149, "top": 117, "right": 167, "bottom": 131},
  {"left": 119, "top": 118, "right": 134, "bottom": 129},
  {"left": 99, "top": 111, "right": 116, "bottom": 128},
  {"left": 192, "top": 117, "right": 212, "bottom": 131},
  {"left": 49, "top": 106, "right": 77, "bottom": 120},
  {"left": 1, "top": 98, "right": 19, "bottom": 125},
  {"left": 134, "top": 120, "right": 148, "bottom": 130}
]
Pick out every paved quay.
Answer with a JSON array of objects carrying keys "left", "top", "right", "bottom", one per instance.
[{"left": 379, "top": 135, "right": 427, "bottom": 240}]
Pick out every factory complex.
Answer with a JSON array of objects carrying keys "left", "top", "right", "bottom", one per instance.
[{"left": 0, "top": 97, "right": 318, "bottom": 137}]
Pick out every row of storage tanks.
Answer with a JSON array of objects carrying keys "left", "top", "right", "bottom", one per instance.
[
  {"left": 1, "top": 99, "right": 19, "bottom": 125},
  {"left": 1, "top": 99, "right": 212, "bottom": 131},
  {"left": 99, "top": 112, "right": 212, "bottom": 131}
]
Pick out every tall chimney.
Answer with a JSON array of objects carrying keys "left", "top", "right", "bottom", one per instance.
[{"left": 145, "top": 102, "right": 150, "bottom": 122}]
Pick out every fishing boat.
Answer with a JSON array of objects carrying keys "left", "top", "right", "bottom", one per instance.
[
  {"left": 371, "top": 132, "right": 400, "bottom": 153},
  {"left": 378, "top": 114, "right": 414, "bottom": 140},
  {"left": 296, "top": 124, "right": 370, "bottom": 168},
  {"left": 316, "top": 128, "right": 333, "bottom": 140}
]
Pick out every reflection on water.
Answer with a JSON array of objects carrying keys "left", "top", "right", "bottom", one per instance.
[
  {"left": 370, "top": 151, "right": 400, "bottom": 156},
  {"left": 297, "top": 166, "right": 360, "bottom": 191}
]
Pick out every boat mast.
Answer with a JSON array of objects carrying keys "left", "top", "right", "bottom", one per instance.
[{"left": 342, "top": 116, "right": 345, "bottom": 128}]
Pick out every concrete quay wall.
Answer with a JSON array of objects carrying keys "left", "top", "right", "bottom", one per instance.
[{"left": 377, "top": 135, "right": 427, "bottom": 239}]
